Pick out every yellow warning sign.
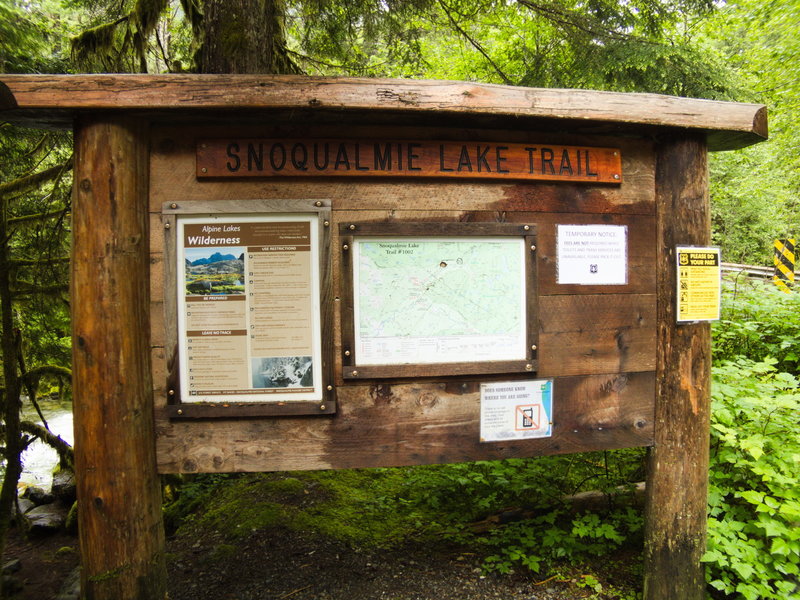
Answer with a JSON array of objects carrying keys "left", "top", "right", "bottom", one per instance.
[
  {"left": 677, "top": 247, "right": 721, "bottom": 322},
  {"left": 773, "top": 238, "right": 795, "bottom": 293}
]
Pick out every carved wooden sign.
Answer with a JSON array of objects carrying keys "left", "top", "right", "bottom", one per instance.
[{"left": 196, "top": 139, "right": 623, "bottom": 183}]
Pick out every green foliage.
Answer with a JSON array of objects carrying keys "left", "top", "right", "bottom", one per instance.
[
  {"left": 705, "top": 283, "right": 800, "bottom": 599},
  {"left": 0, "top": 1, "right": 75, "bottom": 73},
  {"left": 704, "top": 358, "right": 800, "bottom": 599},
  {"left": 481, "top": 507, "right": 642, "bottom": 575},
  {"left": 287, "top": 0, "right": 732, "bottom": 98},
  {"left": 705, "top": 0, "right": 800, "bottom": 265},
  {"left": 713, "top": 280, "right": 800, "bottom": 373}
]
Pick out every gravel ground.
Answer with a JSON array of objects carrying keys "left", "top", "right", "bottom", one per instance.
[{"left": 166, "top": 525, "right": 614, "bottom": 600}]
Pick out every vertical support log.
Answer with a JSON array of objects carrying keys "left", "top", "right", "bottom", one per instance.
[
  {"left": 644, "top": 133, "right": 711, "bottom": 599},
  {"left": 72, "top": 116, "right": 167, "bottom": 599}
]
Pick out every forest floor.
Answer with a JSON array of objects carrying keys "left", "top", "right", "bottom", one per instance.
[
  {"left": 4, "top": 470, "right": 642, "bottom": 600},
  {"left": 4, "top": 525, "right": 638, "bottom": 600}
]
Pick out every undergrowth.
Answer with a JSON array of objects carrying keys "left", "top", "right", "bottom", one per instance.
[{"left": 704, "top": 280, "right": 800, "bottom": 599}]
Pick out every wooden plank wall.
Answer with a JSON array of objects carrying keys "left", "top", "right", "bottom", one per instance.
[{"left": 149, "top": 123, "right": 657, "bottom": 473}]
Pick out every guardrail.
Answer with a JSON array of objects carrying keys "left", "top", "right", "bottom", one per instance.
[{"left": 722, "top": 262, "right": 798, "bottom": 281}]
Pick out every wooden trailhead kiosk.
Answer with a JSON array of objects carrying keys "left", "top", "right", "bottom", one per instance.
[{"left": 0, "top": 75, "right": 767, "bottom": 599}]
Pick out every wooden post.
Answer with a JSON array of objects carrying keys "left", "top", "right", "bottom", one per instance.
[
  {"left": 72, "top": 116, "right": 167, "bottom": 599},
  {"left": 644, "top": 133, "right": 712, "bottom": 599}
]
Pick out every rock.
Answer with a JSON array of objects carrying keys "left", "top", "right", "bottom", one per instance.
[
  {"left": 22, "top": 485, "right": 54, "bottom": 506},
  {"left": 52, "top": 470, "right": 77, "bottom": 503},
  {"left": 25, "top": 503, "right": 68, "bottom": 534},
  {"left": 13, "top": 498, "right": 35, "bottom": 517},
  {"left": 2, "top": 559, "right": 21, "bottom": 575},
  {"left": 55, "top": 566, "right": 81, "bottom": 600}
]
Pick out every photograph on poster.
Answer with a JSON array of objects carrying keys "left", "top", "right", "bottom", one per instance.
[
  {"left": 251, "top": 356, "right": 314, "bottom": 389},
  {"left": 184, "top": 247, "right": 245, "bottom": 295}
]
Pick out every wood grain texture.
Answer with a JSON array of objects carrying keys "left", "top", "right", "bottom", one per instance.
[
  {"left": 72, "top": 116, "right": 166, "bottom": 599},
  {"left": 155, "top": 372, "right": 654, "bottom": 473},
  {"left": 539, "top": 294, "right": 656, "bottom": 376},
  {"left": 0, "top": 75, "right": 766, "bottom": 149},
  {"left": 643, "top": 133, "right": 711, "bottom": 600},
  {"left": 149, "top": 126, "right": 655, "bottom": 215},
  {"left": 146, "top": 122, "right": 661, "bottom": 476}
]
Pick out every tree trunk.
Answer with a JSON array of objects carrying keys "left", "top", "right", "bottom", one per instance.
[
  {"left": 0, "top": 193, "right": 24, "bottom": 600},
  {"left": 198, "top": 0, "right": 299, "bottom": 74},
  {"left": 643, "top": 133, "right": 712, "bottom": 599},
  {"left": 72, "top": 115, "right": 167, "bottom": 600}
]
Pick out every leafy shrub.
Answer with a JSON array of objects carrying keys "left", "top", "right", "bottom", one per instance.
[
  {"left": 703, "top": 359, "right": 800, "bottom": 598},
  {"left": 400, "top": 453, "right": 646, "bottom": 575},
  {"left": 714, "top": 279, "right": 800, "bottom": 372}
]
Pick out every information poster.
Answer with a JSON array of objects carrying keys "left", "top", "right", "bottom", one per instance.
[
  {"left": 480, "top": 380, "right": 553, "bottom": 442},
  {"left": 177, "top": 215, "right": 322, "bottom": 402},
  {"left": 677, "top": 246, "right": 721, "bottom": 322},
  {"left": 352, "top": 237, "right": 527, "bottom": 365},
  {"left": 556, "top": 224, "right": 628, "bottom": 285}
]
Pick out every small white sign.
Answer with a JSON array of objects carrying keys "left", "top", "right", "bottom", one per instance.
[
  {"left": 480, "top": 380, "right": 553, "bottom": 442},
  {"left": 557, "top": 224, "right": 628, "bottom": 285}
]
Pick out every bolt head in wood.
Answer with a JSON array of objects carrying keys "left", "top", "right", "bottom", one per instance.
[
  {"left": 201, "top": 167, "right": 208, "bottom": 173},
  {"left": 164, "top": 222, "right": 171, "bottom": 229},
  {"left": 351, "top": 370, "right": 358, "bottom": 376},
  {"left": 170, "top": 203, "right": 178, "bottom": 209},
  {"left": 343, "top": 244, "right": 349, "bottom": 251},
  {"left": 523, "top": 225, "right": 530, "bottom": 231},
  {"left": 315, "top": 201, "right": 323, "bottom": 207},
  {"left": 531, "top": 344, "right": 537, "bottom": 351},
  {"left": 177, "top": 409, "right": 183, "bottom": 415},
  {"left": 168, "top": 389, "right": 175, "bottom": 396},
  {"left": 344, "top": 350, "right": 351, "bottom": 356},
  {"left": 349, "top": 224, "right": 356, "bottom": 230},
  {"left": 323, "top": 220, "right": 330, "bottom": 227},
  {"left": 530, "top": 245, "right": 537, "bottom": 251},
  {"left": 525, "top": 364, "right": 533, "bottom": 371},
  {"left": 326, "top": 385, "right": 333, "bottom": 391},
  {"left": 319, "top": 404, "right": 326, "bottom": 411}
]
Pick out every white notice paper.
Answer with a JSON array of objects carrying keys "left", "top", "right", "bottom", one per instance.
[
  {"left": 557, "top": 224, "right": 628, "bottom": 285},
  {"left": 480, "top": 380, "right": 553, "bottom": 442}
]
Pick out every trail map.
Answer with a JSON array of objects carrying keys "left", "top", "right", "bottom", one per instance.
[{"left": 353, "top": 238, "right": 526, "bottom": 365}]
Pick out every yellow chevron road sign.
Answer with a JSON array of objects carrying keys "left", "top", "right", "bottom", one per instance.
[{"left": 773, "top": 238, "right": 796, "bottom": 292}]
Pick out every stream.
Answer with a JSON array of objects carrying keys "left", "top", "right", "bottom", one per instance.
[{"left": 19, "top": 397, "right": 74, "bottom": 492}]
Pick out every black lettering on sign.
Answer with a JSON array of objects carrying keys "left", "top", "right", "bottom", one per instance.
[
  {"left": 476, "top": 145, "right": 491, "bottom": 172},
  {"left": 374, "top": 143, "right": 391, "bottom": 170},
  {"left": 291, "top": 143, "right": 308, "bottom": 171},
  {"left": 313, "top": 142, "right": 330, "bottom": 170},
  {"left": 199, "top": 139, "right": 623, "bottom": 182},
  {"left": 585, "top": 150, "right": 598, "bottom": 177},
  {"left": 439, "top": 144, "right": 454, "bottom": 172},
  {"left": 525, "top": 147, "right": 537, "bottom": 174},
  {"left": 559, "top": 149, "right": 573, "bottom": 175},
  {"left": 269, "top": 143, "right": 286, "bottom": 170},
  {"left": 541, "top": 148, "right": 555, "bottom": 174},
  {"left": 355, "top": 144, "right": 369, "bottom": 171},
  {"left": 457, "top": 145, "right": 472, "bottom": 172},
  {"left": 248, "top": 143, "right": 264, "bottom": 171},
  {"left": 226, "top": 143, "right": 241, "bottom": 172},
  {"left": 335, "top": 143, "right": 350, "bottom": 170},
  {"left": 408, "top": 143, "right": 422, "bottom": 171},
  {"left": 496, "top": 146, "right": 509, "bottom": 173}
]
